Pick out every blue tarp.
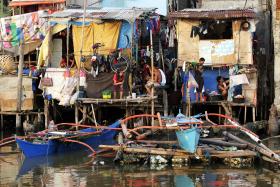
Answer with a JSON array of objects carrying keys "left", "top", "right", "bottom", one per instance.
[
  {"left": 190, "top": 68, "right": 229, "bottom": 101},
  {"left": 118, "top": 21, "right": 131, "bottom": 49}
]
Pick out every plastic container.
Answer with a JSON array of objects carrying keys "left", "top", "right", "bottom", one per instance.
[{"left": 102, "top": 90, "right": 112, "bottom": 99}]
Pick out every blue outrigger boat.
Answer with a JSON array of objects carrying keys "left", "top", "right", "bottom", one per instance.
[{"left": 16, "top": 120, "right": 120, "bottom": 158}]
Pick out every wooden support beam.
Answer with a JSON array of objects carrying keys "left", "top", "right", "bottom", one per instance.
[
  {"left": 253, "top": 107, "right": 256, "bottom": 122},
  {"left": 244, "top": 106, "right": 247, "bottom": 124},
  {"left": 0, "top": 114, "right": 3, "bottom": 130},
  {"left": 163, "top": 90, "right": 168, "bottom": 116},
  {"left": 82, "top": 105, "right": 87, "bottom": 124},
  {"left": 99, "top": 145, "right": 256, "bottom": 159},
  {"left": 150, "top": 29, "right": 155, "bottom": 126},
  {"left": 91, "top": 104, "right": 98, "bottom": 127},
  {"left": 16, "top": 40, "right": 24, "bottom": 134},
  {"left": 219, "top": 106, "right": 221, "bottom": 124},
  {"left": 44, "top": 100, "right": 49, "bottom": 129},
  {"left": 75, "top": 102, "right": 79, "bottom": 124}
]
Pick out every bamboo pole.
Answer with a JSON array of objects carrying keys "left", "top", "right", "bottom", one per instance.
[
  {"left": 66, "top": 21, "right": 70, "bottom": 67},
  {"left": 199, "top": 139, "right": 248, "bottom": 149},
  {"left": 99, "top": 145, "right": 256, "bottom": 159},
  {"left": 77, "top": 0, "right": 87, "bottom": 91},
  {"left": 44, "top": 100, "right": 49, "bottom": 129},
  {"left": 150, "top": 29, "right": 155, "bottom": 126},
  {"left": 223, "top": 131, "right": 280, "bottom": 163},
  {"left": 0, "top": 114, "right": 3, "bottom": 130},
  {"left": 75, "top": 0, "right": 87, "bottom": 129},
  {"left": 16, "top": 40, "right": 24, "bottom": 134}
]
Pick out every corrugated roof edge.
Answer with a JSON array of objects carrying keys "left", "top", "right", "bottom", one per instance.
[
  {"left": 168, "top": 8, "right": 256, "bottom": 20},
  {"left": 45, "top": 8, "right": 156, "bottom": 21}
]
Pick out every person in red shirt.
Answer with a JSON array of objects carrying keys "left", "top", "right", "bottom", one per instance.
[
  {"left": 60, "top": 55, "right": 67, "bottom": 68},
  {"left": 113, "top": 71, "right": 124, "bottom": 99}
]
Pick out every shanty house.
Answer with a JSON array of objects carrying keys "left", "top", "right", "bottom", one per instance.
[
  {"left": 169, "top": 8, "right": 258, "bottom": 123},
  {"left": 9, "top": 0, "right": 65, "bottom": 15}
]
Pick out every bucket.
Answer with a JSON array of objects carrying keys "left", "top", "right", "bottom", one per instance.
[
  {"left": 176, "top": 127, "right": 200, "bottom": 153},
  {"left": 102, "top": 90, "right": 112, "bottom": 99}
]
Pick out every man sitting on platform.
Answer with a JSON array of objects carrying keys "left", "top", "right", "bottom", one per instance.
[
  {"left": 217, "top": 76, "right": 229, "bottom": 100},
  {"left": 145, "top": 63, "right": 166, "bottom": 95}
]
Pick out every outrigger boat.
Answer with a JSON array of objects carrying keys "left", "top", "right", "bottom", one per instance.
[
  {"left": 16, "top": 120, "right": 120, "bottom": 158},
  {"left": 1, "top": 112, "right": 278, "bottom": 164}
]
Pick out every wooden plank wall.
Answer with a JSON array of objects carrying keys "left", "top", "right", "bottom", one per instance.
[
  {"left": 177, "top": 19, "right": 200, "bottom": 66},
  {"left": 0, "top": 76, "right": 33, "bottom": 112},
  {"left": 242, "top": 72, "right": 257, "bottom": 104},
  {"left": 177, "top": 19, "right": 253, "bottom": 66},
  {"left": 232, "top": 21, "right": 253, "bottom": 65}
]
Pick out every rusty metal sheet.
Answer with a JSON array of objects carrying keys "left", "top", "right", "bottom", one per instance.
[{"left": 169, "top": 9, "right": 256, "bottom": 20}]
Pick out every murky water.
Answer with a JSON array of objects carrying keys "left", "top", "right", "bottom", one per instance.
[{"left": 1, "top": 144, "right": 280, "bottom": 187}]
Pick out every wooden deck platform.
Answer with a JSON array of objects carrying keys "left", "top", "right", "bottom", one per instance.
[
  {"left": 191, "top": 100, "right": 256, "bottom": 124},
  {"left": 75, "top": 96, "right": 159, "bottom": 125}
]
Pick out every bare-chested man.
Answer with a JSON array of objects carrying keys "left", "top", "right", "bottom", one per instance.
[{"left": 145, "top": 65, "right": 162, "bottom": 95}]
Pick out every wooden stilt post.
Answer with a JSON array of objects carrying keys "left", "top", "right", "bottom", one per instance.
[
  {"left": 252, "top": 106, "right": 256, "bottom": 123},
  {"left": 53, "top": 101, "right": 57, "bottom": 123},
  {"left": 163, "top": 89, "right": 168, "bottom": 116},
  {"left": 16, "top": 40, "right": 24, "bottom": 134},
  {"left": 244, "top": 106, "right": 247, "bottom": 124},
  {"left": 0, "top": 114, "right": 3, "bottom": 130},
  {"left": 75, "top": 102, "right": 79, "bottom": 124},
  {"left": 150, "top": 29, "right": 155, "bottom": 126},
  {"left": 219, "top": 105, "right": 221, "bottom": 124},
  {"left": 38, "top": 112, "right": 42, "bottom": 129},
  {"left": 98, "top": 107, "right": 102, "bottom": 123},
  {"left": 91, "top": 104, "right": 97, "bottom": 127},
  {"left": 44, "top": 100, "right": 49, "bottom": 129},
  {"left": 82, "top": 105, "right": 87, "bottom": 124}
]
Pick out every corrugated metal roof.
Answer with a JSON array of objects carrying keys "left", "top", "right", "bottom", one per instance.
[
  {"left": 48, "top": 8, "right": 152, "bottom": 21},
  {"left": 169, "top": 9, "right": 256, "bottom": 20},
  {"left": 9, "top": 0, "right": 65, "bottom": 7}
]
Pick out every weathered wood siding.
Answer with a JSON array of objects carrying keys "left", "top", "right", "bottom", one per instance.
[
  {"left": 0, "top": 76, "right": 33, "bottom": 112},
  {"left": 177, "top": 19, "right": 253, "bottom": 66}
]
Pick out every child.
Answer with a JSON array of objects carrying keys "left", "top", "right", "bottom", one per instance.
[{"left": 113, "top": 71, "right": 124, "bottom": 99}]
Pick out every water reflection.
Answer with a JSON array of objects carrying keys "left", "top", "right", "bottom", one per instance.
[{"left": 1, "top": 146, "right": 280, "bottom": 187}]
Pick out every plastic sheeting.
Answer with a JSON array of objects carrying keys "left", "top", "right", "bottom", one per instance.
[
  {"left": 118, "top": 21, "right": 131, "bottom": 49},
  {"left": 72, "top": 24, "right": 94, "bottom": 68},
  {"left": 0, "top": 11, "right": 48, "bottom": 48},
  {"left": 86, "top": 73, "right": 114, "bottom": 98},
  {"left": 37, "top": 24, "right": 67, "bottom": 67},
  {"left": 93, "top": 21, "right": 122, "bottom": 54},
  {"left": 72, "top": 21, "right": 122, "bottom": 67},
  {"left": 190, "top": 68, "right": 229, "bottom": 101}
]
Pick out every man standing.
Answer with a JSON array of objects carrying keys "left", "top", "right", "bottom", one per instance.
[{"left": 194, "top": 57, "right": 205, "bottom": 102}]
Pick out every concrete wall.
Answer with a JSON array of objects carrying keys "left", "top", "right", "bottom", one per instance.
[
  {"left": 66, "top": 0, "right": 101, "bottom": 8},
  {"left": 272, "top": 0, "right": 280, "bottom": 111},
  {"left": 201, "top": 0, "right": 267, "bottom": 11},
  {"left": 67, "top": 0, "right": 168, "bottom": 15}
]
